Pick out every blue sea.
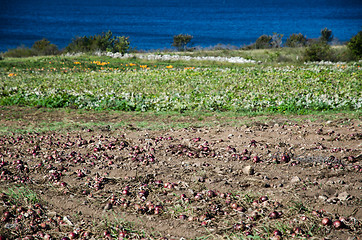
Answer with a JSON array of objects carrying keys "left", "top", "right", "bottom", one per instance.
[{"left": 0, "top": 0, "right": 361, "bottom": 52}]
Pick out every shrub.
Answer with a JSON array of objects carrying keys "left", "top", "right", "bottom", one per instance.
[
  {"left": 320, "top": 27, "right": 333, "bottom": 43},
  {"left": 65, "top": 31, "right": 130, "bottom": 54},
  {"left": 347, "top": 30, "right": 362, "bottom": 59},
  {"left": 3, "top": 45, "right": 35, "bottom": 58},
  {"left": 3, "top": 39, "right": 59, "bottom": 58},
  {"left": 285, "top": 33, "right": 308, "bottom": 47},
  {"left": 172, "top": 34, "right": 193, "bottom": 51},
  {"left": 329, "top": 46, "right": 355, "bottom": 62},
  {"left": 304, "top": 41, "right": 331, "bottom": 61},
  {"left": 32, "top": 38, "right": 59, "bottom": 55},
  {"left": 254, "top": 35, "right": 272, "bottom": 49}
]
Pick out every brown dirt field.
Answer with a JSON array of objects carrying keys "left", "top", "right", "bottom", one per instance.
[{"left": 0, "top": 106, "right": 361, "bottom": 239}]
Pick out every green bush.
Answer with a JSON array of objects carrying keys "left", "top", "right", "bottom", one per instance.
[
  {"left": 3, "top": 45, "right": 35, "bottom": 58},
  {"left": 304, "top": 41, "right": 331, "bottom": 61},
  {"left": 172, "top": 34, "right": 193, "bottom": 51},
  {"left": 329, "top": 46, "right": 355, "bottom": 62},
  {"left": 285, "top": 33, "right": 308, "bottom": 47},
  {"left": 254, "top": 35, "right": 272, "bottom": 49},
  {"left": 65, "top": 31, "right": 130, "bottom": 54},
  {"left": 4, "top": 39, "right": 59, "bottom": 58},
  {"left": 347, "top": 31, "right": 362, "bottom": 59},
  {"left": 32, "top": 38, "right": 59, "bottom": 56}
]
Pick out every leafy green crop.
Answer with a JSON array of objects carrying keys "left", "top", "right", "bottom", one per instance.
[{"left": 0, "top": 57, "right": 361, "bottom": 113}]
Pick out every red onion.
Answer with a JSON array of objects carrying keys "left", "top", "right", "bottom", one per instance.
[
  {"left": 119, "top": 231, "right": 127, "bottom": 238},
  {"left": 179, "top": 214, "right": 187, "bottom": 220},
  {"left": 333, "top": 220, "right": 343, "bottom": 229},
  {"left": 236, "top": 206, "right": 245, "bottom": 212},
  {"left": 253, "top": 155, "right": 260, "bottom": 163},
  {"left": 194, "top": 193, "right": 202, "bottom": 201},
  {"left": 269, "top": 211, "right": 279, "bottom": 219},
  {"left": 201, "top": 221, "right": 208, "bottom": 226},
  {"left": 207, "top": 190, "right": 216, "bottom": 198},
  {"left": 273, "top": 230, "right": 282, "bottom": 236},
  {"left": 259, "top": 196, "right": 268, "bottom": 202},
  {"left": 229, "top": 202, "right": 237, "bottom": 210},
  {"left": 68, "top": 232, "right": 77, "bottom": 240},
  {"left": 321, "top": 217, "right": 332, "bottom": 226},
  {"left": 293, "top": 227, "right": 303, "bottom": 234}
]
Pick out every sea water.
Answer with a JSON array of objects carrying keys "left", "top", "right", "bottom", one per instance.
[{"left": 0, "top": 0, "right": 361, "bottom": 52}]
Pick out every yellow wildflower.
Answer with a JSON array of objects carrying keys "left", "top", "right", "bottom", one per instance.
[
  {"left": 8, "top": 73, "right": 16, "bottom": 77},
  {"left": 166, "top": 65, "right": 173, "bottom": 69}
]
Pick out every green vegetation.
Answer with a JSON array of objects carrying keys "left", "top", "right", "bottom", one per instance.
[
  {"left": 348, "top": 30, "right": 362, "bottom": 58},
  {"left": 5, "top": 186, "right": 40, "bottom": 205},
  {"left": 304, "top": 41, "right": 332, "bottom": 62},
  {"left": 65, "top": 30, "right": 130, "bottom": 54},
  {"left": 249, "top": 34, "right": 272, "bottom": 49},
  {"left": 3, "top": 39, "right": 59, "bottom": 58},
  {"left": 1, "top": 28, "right": 361, "bottom": 62},
  {"left": 0, "top": 55, "right": 361, "bottom": 114},
  {"left": 31, "top": 38, "right": 60, "bottom": 56},
  {"left": 320, "top": 27, "right": 334, "bottom": 43},
  {"left": 0, "top": 28, "right": 360, "bottom": 116},
  {"left": 172, "top": 34, "right": 194, "bottom": 51},
  {"left": 285, "top": 33, "right": 308, "bottom": 48}
]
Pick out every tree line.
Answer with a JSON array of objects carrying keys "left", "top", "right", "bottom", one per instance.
[{"left": 1, "top": 28, "right": 361, "bottom": 62}]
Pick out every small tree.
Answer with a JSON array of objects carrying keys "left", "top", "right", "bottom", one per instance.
[
  {"left": 172, "top": 34, "right": 193, "bottom": 51},
  {"left": 65, "top": 31, "right": 130, "bottom": 54},
  {"left": 320, "top": 27, "right": 333, "bottom": 43},
  {"left": 32, "top": 38, "right": 59, "bottom": 55},
  {"left": 285, "top": 33, "right": 308, "bottom": 47},
  {"left": 254, "top": 35, "right": 272, "bottom": 49},
  {"left": 347, "top": 30, "right": 362, "bottom": 59}
]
